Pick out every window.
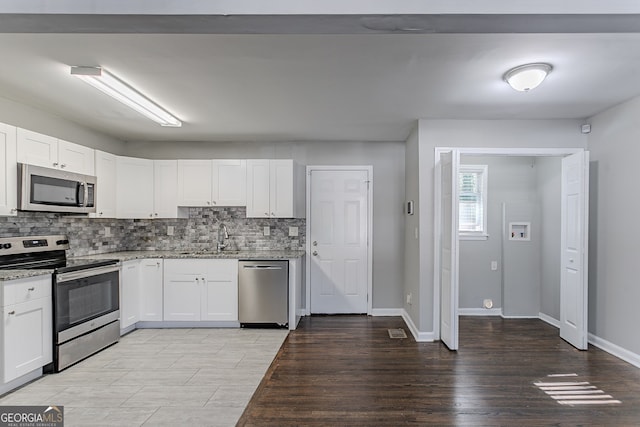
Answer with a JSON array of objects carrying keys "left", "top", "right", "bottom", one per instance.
[{"left": 458, "top": 164, "right": 488, "bottom": 239}]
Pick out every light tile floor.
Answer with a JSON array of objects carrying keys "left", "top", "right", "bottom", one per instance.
[{"left": 0, "top": 328, "right": 288, "bottom": 427}]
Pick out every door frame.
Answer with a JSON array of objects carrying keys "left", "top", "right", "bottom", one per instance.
[
  {"left": 433, "top": 147, "right": 584, "bottom": 341},
  {"left": 305, "top": 165, "right": 374, "bottom": 315}
]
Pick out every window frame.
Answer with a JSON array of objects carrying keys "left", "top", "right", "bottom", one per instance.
[{"left": 458, "top": 164, "right": 488, "bottom": 240}]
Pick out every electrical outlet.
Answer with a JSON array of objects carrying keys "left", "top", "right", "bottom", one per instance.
[
  {"left": 414, "top": 227, "right": 419, "bottom": 240},
  {"left": 406, "top": 293, "right": 412, "bottom": 305},
  {"left": 491, "top": 261, "right": 498, "bottom": 271},
  {"left": 263, "top": 226, "right": 271, "bottom": 236},
  {"left": 104, "top": 226, "right": 111, "bottom": 237},
  {"left": 167, "top": 225, "right": 174, "bottom": 236},
  {"left": 289, "top": 226, "right": 298, "bottom": 237}
]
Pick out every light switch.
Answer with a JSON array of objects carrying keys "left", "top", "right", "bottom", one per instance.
[
  {"left": 104, "top": 226, "right": 111, "bottom": 237},
  {"left": 167, "top": 226, "right": 174, "bottom": 236},
  {"left": 289, "top": 226, "right": 298, "bottom": 237},
  {"left": 491, "top": 261, "right": 498, "bottom": 271},
  {"left": 263, "top": 226, "right": 271, "bottom": 236}
]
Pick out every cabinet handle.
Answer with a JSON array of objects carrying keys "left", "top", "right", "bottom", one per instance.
[
  {"left": 27, "top": 287, "right": 35, "bottom": 291},
  {"left": 207, "top": 201, "right": 211, "bottom": 205},
  {"left": 271, "top": 212, "right": 275, "bottom": 216},
  {"left": 10, "top": 208, "right": 16, "bottom": 213},
  {"left": 60, "top": 164, "right": 67, "bottom": 169},
  {"left": 150, "top": 213, "right": 153, "bottom": 217},
  {"left": 53, "top": 162, "right": 59, "bottom": 167},
  {"left": 156, "top": 262, "right": 160, "bottom": 267},
  {"left": 154, "top": 213, "right": 158, "bottom": 216},
  {"left": 8, "top": 311, "right": 15, "bottom": 315},
  {"left": 99, "top": 212, "right": 103, "bottom": 216},
  {"left": 264, "top": 213, "right": 269, "bottom": 217},
  {"left": 212, "top": 201, "right": 217, "bottom": 205}
]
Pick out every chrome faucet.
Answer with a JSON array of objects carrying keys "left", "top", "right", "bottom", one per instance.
[{"left": 217, "top": 223, "right": 229, "bottom": 252}]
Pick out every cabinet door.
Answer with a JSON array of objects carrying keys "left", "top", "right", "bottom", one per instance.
[
  {"left": 0, "top": 123, "right": 17, "bottom": 216},
  {"left": 116, "top": 156, "right": 154, "bottom": 219},
  {"left": 177, "top": 160, "right": 213, "bottom": 207},
  {"left": 202, "top": 260, "right": 238, "bottom": 321},
  {"left": 246, "top": 159, "right": 271, "bottom": 218},
  {"left": 93, "top": 150, "right": 117, "bottom": 218},
  {"left": 154, "top": 160, "right": 178, "bottom": 218},
  {"left": 270, "top": 159, "right": 294, "bottom": 218},
  {"left": 120, "top": 260, "right": 140, "bottom": 330},
  {"left": 163, "top": 259, "right": 207, "bottom": 321},
  {"left": 57, "top": 139, "right": 95, "bottom": 175},
  {"left": 139, "top": 259, "right": 163, "bottom": 321},
  {"left": 2, "top": 297, "right": 52, "bottom": 383},
  {"left": 212, "top": 160, "right": 246, "bottom": 206},
  {"left": 16, "top": 128, "right": 58, "bottom": 168}
]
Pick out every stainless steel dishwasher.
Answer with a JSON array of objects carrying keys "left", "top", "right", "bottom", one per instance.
[{"left": 238, "top": 260, "right": 289, "bottom": 327}]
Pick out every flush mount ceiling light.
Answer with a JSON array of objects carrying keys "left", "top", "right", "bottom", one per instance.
[
  {"left": 503, "top": 63, "right": 553, "bottom": 92},
  {"left": 70, "top": 66, "right": 182, "bottom": 127}
]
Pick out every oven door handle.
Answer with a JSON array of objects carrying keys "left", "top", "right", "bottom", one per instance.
[{"left": 56, "top": 265, "right": 120, "bottom": 283}]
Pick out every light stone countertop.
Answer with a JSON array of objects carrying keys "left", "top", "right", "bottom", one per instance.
[
  {"left": 71, "top": 249, "right": 306, "bottom": 263},
  {"left": 0, "top": 250, "right": 304, "bottom": 281},
  {"left": 0, "top": 269, "right": 54, "bottom": 281}
]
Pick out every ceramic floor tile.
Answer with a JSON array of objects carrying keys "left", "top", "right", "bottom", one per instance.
[
  {"left": 103, "top": 354, "right": 182, "bottom": 370},
  {"left": 113, "top": 369, "right": 198, "bottom": 386},
  {"left": 142, "top": 406, "right": 245, "bottom": 427},
  {"left": 52, "top": 385, "right": 143, "bottom": 407},
  {"left": 37, "top": 369, "right": 130, "bottom": 386},
  {"left": 121, "top": 385, "right": 218, "bottom": 407},
  {"left": 64, "top": 406, "right": 158, "bottom": 427}
]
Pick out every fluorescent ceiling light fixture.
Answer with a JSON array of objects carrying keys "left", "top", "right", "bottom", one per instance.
[
  {"left": 503, "top": 63, "right": 552, "bottom": 92},
  {"left": 70, "top": 66, "right": 181, "bottom": 127}
]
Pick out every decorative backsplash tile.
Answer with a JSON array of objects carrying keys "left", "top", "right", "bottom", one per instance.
[{"left": 0, "top": 208, "right": 305, "bottom": 257}]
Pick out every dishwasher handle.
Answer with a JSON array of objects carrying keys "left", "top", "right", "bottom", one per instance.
[{"left": 242, "top": 265, "right": 283, "bottom": 270}]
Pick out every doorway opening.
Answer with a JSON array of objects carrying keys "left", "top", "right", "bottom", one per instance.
[{"left": 434, "top": 148, "right": 589, "bottom": 351}]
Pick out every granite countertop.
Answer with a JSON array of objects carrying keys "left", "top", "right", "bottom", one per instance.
[
  {"left": 72, "top": 249, "right": 306, "bottom": 263},
  {"left": 0, "top": 250, "right": 304, "bottom": 282},
  {"left": 0, "top": 269, "right": 54, "bottom": 281}
]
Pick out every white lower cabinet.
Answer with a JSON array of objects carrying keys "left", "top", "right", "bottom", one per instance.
[
  {"left": 120, "top": 260, "right": 141, "bottom": 330},
  {"left": 0, "top": 275, "right": 52, "bottom": 383},
  {"left": 139, "top": 259, "right": 163, "bottom": 321},
  {"left": 163, "top": 259, "right": 238, "bottom": 322}
]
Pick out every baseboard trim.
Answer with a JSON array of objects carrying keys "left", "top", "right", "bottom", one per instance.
[
  {"left": 538, "top": 312, "right": 560, "bottom": 328},
  {"left": 459, "top": 308, "right": 502, "bottom": 316},
  {"left": 136, "top": 321, "right": 240, "bottom": 328},
  {"left": 588, "top": 333, "right": 640, "bottom": 369},
  {"left": 371, "top": 308, "right": 404, "bottom": 316},
  {"left": 401, "top": 309, "right": 435, "bottom": 342},
  {"left": 500, "top": 314, "right": 539, "bottom": 319}
]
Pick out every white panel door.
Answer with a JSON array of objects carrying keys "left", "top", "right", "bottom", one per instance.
[
  {"left": 560, "top": 151, "right": 589, "bottom": 350},
  {"left": 93, "top": 150, "right": 117, "bottom": 218},
  {"left": 440, "top": 150, "right": 459, "bottom": 351},
  {"left": 310, "top": 169, "right": 369, "bottom": 313},
  {"left": 0, "top": 123, "right": 17, "bottom": 216},
  {"left": 154, "top": 160, "right": 178, "bottom": 218}
]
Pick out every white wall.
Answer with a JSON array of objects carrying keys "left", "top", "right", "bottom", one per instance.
[
  {"left": 404, "top": 126, "right": 420, "bottom": 321},
  {"left": 587, "top": 96, "right": 640, "bottom": 356},
  {"left": 125, "top": 139, "right": 406, "bottom": 310},
  {"left": 414, "top": 119, "right": 586, "bottom": 332},
  {"left": 0, "top": 95, "right": 125, "bottom": 154}
]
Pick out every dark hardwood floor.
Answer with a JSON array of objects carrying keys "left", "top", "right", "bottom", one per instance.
[{"left": 238, "top": 315, "right": 640, "bottom": 426}]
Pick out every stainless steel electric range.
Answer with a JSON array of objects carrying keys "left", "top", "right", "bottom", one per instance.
[{"left": 0, "top": 235, "right": 120, "bottom": 372}]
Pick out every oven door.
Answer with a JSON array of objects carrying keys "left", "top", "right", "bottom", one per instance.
[{"left": 54, "top": 265, "right": 120, "bottom": 344}]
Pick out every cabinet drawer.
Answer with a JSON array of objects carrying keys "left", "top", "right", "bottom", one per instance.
[
  {"left": 2, "top": 276, "right": 51, "bottom": 307},
  {"left": 208, "top": 259, "right": 238, "bottom": 281}
]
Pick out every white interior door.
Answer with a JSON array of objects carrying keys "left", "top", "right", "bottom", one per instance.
[
  {"left": 440, "top": 150, "right": 459, "bottom": 350},
  {"left": 309, "top": 169, "right": 369, "bottom": 313},
  {"left": 560, "top": 151, "right": 589, "bottom": 350}
]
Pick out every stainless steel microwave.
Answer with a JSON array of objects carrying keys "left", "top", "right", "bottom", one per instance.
[{"left": 18, "top": 163, "right": 96, "bottom": 213}]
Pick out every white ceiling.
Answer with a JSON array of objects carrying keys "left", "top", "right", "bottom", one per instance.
[{"left": 1, "top": 30, "right": 640, "bottom": 142}]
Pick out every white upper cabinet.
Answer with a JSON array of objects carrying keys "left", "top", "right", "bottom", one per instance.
[
  {"left": 246, "top": 159, "right": 305, "bottom": 218},
  {"left": 177, "top": 159, "right": 246, "bottom": 207},
  {"left": 57, "top": 139, "right": 95, "bottom": 175},
  {"left": 93, "top": 150, "right": 117, "bottom": 218},
  {"left": 16, "top": 128, "right": 94, "bottom": 175},
  {"left": 116, "top": 156, "right": 154, "bottom": 219},
  {"left": 0, "top": 123, "right": 17, "bottom": 216},
  {"left": 154, "top": 160, "right": 178, "bottom": 218},
  {"left": 213, "top": 160, "right": 246, "bottom": 206}
]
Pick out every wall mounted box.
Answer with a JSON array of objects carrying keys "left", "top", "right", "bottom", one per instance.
[{"left": 509, "top": 222, "right": 531, "bottom": 241}]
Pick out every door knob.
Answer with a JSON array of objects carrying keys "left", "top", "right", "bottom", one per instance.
[{"left": 313, "top": 251, "right": 318, "bottom": 256}]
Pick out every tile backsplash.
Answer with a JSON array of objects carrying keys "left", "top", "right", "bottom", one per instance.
[{"left": 0, "top": 207, "right": 305, "bottom": 257}]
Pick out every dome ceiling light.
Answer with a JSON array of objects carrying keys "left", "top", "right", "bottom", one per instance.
[{"left": 503, "top": 63, "right": 553, "bottom": 92}]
